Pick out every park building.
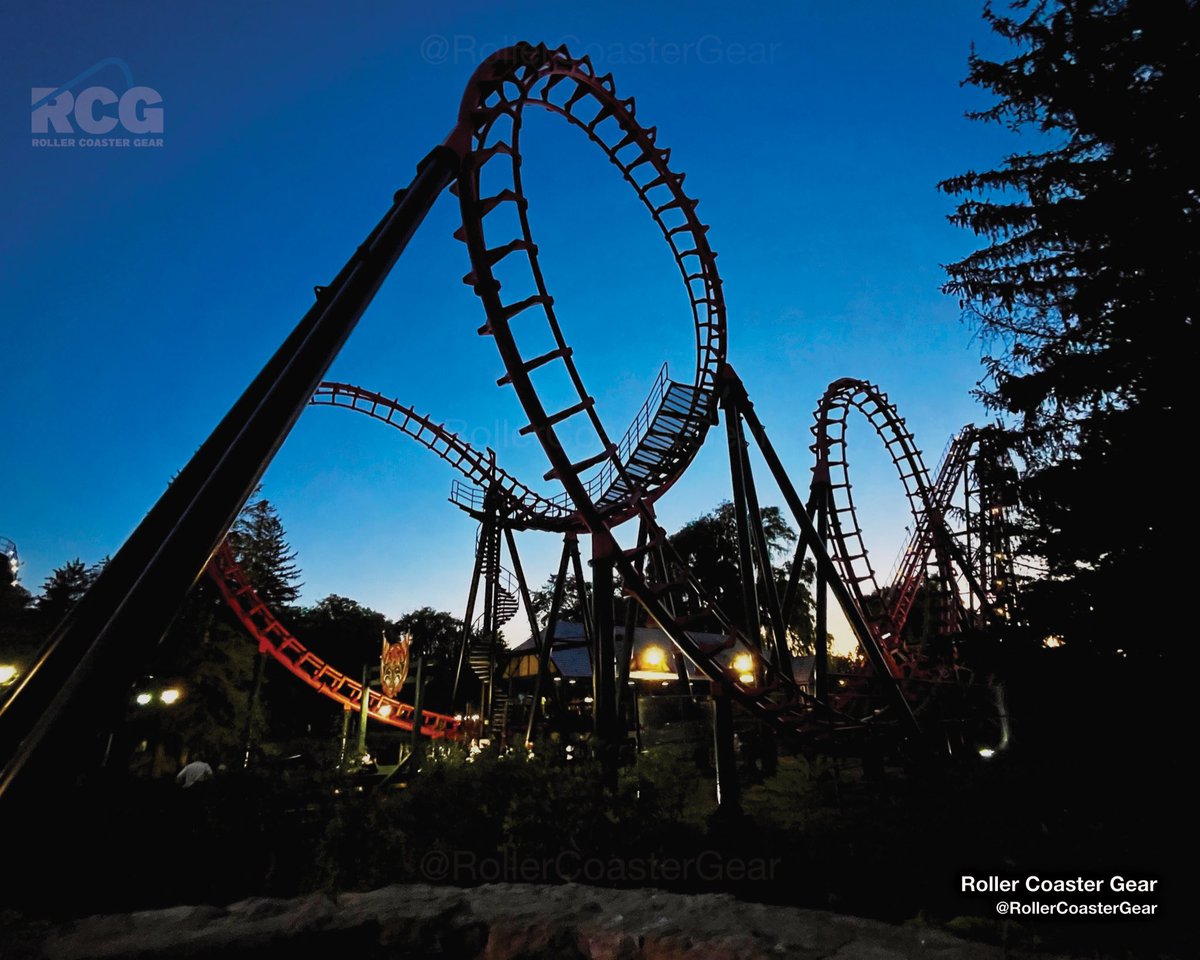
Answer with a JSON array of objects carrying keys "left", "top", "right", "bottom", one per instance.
[{"left": 483, "top": 622, "right": 816, "bottom": 765}]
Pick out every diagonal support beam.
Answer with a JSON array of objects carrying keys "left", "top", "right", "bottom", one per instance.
[
  {"left": 0, "top": 143, "right": 461, "bottom": 802},
  {"left": 724, "top": 371, "right": 922, "bottom": 742}
]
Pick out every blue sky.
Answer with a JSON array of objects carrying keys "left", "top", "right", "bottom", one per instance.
[{"left": 1, "top": 2, "right": 1021, "bottom": 650}]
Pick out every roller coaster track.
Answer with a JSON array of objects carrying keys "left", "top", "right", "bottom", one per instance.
[
  {"left": 0, "top": 43, "right": 1008, "bottom": 801},
  {"left": 311, "top": 374, "right": 705, "bottom": 532},
  {"left": 808, "top": 383, "right": 1009, "bottom": 701},
  {"left": 207, "top": 542, "right": 461, "bottom": 739},
  {"left": 811, "top": 379, "right": 950, "bottom": 675},
  {"left": 243, "top": 365, "right": 996, "bottom": 746},
  {"left": 456, "top": 43, "right": 723, "bottom": 531},
  {"left": 887, "top": 427, "right": 976, "bottom": 639},
  {"left": 304, "top": 45, "right": 998, "bottom": 744},
  {"left": 311, "top": 381, "right": 567, "bottom": 526},
  {"left": 213, "top": 381, "right": 537, "bottom": 743},
  {"left": 453, "top": 46, "right": 915, "bottom": 742}
]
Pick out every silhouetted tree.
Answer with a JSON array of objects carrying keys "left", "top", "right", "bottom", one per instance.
[
  {"left": 143, "top": 574, "right": 262, "bottom": 768},
  {"left": 530, "top": 573, "right": 621, "bottom": 629},
  {"left": 294, "top": 594, "right": 388, "bottom": 671},
  {"left": 395, "top": 606, "right": 462, "bottom": 663},
  {"left": 228, "top": 491, "right": 302, "bottom": 609},
  {"left": 137, "top": 491, "right": 302, "bottom": 768},
  {"left": 668, "top": 501, "right": 815, "bottom": 653},
  {"left": 36, "top": 557, "right": 105, "bottom": 624},
  {"left": 940, "top": 0, "right": 1197, "bottom": 657},
  {"left": 393, "top": 607, "right": 464, "bottom": 710}
]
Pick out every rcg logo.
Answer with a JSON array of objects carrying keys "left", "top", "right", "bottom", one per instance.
[{"left": 31, "top": 58, "right": 163, "bottom": 148}]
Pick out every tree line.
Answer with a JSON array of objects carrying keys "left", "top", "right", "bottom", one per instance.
[
  {"left": 0, "top": 492, "right": 469, "bottom": 768},
  {"left": 0, "top": 486, "right": 823, "bottom": 771}
]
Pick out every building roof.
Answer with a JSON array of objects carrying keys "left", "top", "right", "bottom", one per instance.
[{"left": 506, "top": 622, "right": 814, "bottom": 683}]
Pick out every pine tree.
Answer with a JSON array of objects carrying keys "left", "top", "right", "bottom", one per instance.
[
  {"left": 940, "top": 0, "right": 1198, "bottom": 658},
  {"left": 228, "top": 492, "right": 303, "bottom": 608},
  {"left": 132, "top": 492, "right": 302, "bottom": 767},
  {"left": 37, "top": 558, "right": 104, "bottom": 624}
]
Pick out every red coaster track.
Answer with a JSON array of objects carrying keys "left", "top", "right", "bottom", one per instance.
[
  {"left": 0, "top": 43, "right": 1012, "bottom": 802},
  {"left": 207, "top": 541, "right": 460, "bottom": 739},
  {"left": 456, "top": 44, "right": 724, "bottom": 531},
  {"left": 212, "top": 44, "right": 1006, "bottom": 751},
  {"left": 811, "top": 379, "right": 991, "bottom": 678}
]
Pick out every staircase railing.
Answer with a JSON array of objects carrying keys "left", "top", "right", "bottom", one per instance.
[{"left": 449, "top": 363, "right": 710, "bottom": 518}]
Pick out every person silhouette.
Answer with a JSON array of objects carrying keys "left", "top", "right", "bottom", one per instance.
[{"left": 176, "top": 755, "right": 213, "bottom": 789}]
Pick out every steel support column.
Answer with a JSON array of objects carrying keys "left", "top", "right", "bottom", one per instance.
[
  {"left": 712, "top": 681, "right": 740, "bottom": 812},
  {"left": 526, "top": 535, "right": 572, "bottom": 747},
  {"left": 735, "top": 412, "right": 794, "bottom": 681},
  {"left": 616, "top": 518, "right": 649, "bottom": 715},
  {"left": 726, "top": 372, "right": 922, "bottom": 741},
  {"left": 591, "top": 537, "right": 619, "bottom": 753},
  {"left": 357, "top": 664, "right": 370, "bottom": 761},
  {"left": 452, "top": 509, "right": 489, "bottom": 704},
  {"left": 503, "top": 525, "right": 543, "bottom": 747},
  {"left": 242, "top": 647, "right": 267, "bottom": 769},
  {"left": 814, "top": 471, "right": 830, "bottom": 706},
  {"left": 0, "top": 143, "right": 460, "bottom": 801},
  {"left": 722, "top": 396, "right": 763, "bottom": 666},
  {"left": 570, "top": 541, "right": 593, "bottom": 651},
  {"left": 409, "top": 653, "right": 427, "bottom": 768},
  {"left": 480, "top": 510, "right": 499, "bottom": 734}
]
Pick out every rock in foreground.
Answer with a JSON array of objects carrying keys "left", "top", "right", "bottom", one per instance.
[{"left": 6, "top": 884, "right": 1062, "bottom": 959}]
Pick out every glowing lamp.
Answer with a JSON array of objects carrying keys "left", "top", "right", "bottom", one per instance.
[{"left": 641, "top": 645, "right": 668, "bottom": 670}]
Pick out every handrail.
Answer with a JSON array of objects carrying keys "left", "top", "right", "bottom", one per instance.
[{"left": 885, "top": 431, "right": 958, "bottom": 585}]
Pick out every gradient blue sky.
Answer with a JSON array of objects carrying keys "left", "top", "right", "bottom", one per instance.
[{"left": 1, "top": 2, "right": 1021, "bottom": 650}]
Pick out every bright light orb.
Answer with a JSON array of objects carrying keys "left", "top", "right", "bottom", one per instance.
[
  {"left": 642, "top": 646, "right": 667, "bottom": 670},
  {"left": 160, "top": 688, "right": 182, "bottom": 705}
]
